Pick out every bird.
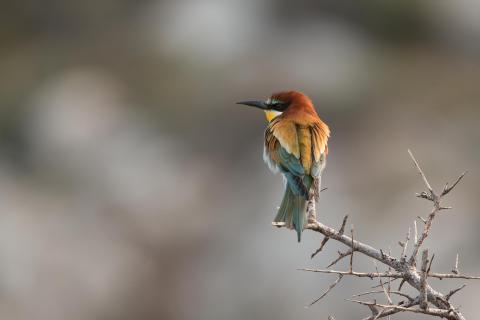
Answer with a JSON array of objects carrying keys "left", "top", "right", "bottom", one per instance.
[{"left": 237, "top": 91, "right": 330, "bottom": 242}]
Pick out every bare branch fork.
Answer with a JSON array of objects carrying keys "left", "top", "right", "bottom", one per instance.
[{"left": 279, "top": 150, "right": 478, "bottom": 320}]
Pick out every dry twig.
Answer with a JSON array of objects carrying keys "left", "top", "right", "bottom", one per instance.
[
  {"left": 306, "top": 274, "right": 343, "bottom": 307},
  {"left": 311, "top": 215, "right": 348, "bottom": 259},
  {"left": 277, "top": 150, "right": 478, "bottom": 320}
]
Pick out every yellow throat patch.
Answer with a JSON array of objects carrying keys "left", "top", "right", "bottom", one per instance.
[{"left": 264, "top": 110, "right": 282, "bottom": 122}]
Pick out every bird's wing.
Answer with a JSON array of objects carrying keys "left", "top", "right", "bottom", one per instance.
[
  {"left": 310, "top": 121, "right": 329, "bottom": 163},
  {"left": 267, "top": 118, "right": 300, "bottom": 159},
  {"left": 310, "top": 121, "right": 329, "bottom": 199},
  {"left": 265, "top": 119, "right": 308, "bottom": 196}
]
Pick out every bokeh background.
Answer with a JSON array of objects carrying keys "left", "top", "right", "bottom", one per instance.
[{"left": 1, "top": 1, "right": 480, "bottom": 319}]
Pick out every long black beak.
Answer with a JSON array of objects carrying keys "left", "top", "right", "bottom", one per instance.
[{"left": 236, "top": 100, "right": 268, "bottom": 110}]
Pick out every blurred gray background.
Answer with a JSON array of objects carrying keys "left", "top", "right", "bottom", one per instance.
[{"left": 1, "top": 1, "right": 479, "bottom": 319}]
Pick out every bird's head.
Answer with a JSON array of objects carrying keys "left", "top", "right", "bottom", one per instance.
[{"left": 237, "top": 91, "right": 311, "bottom": 122}]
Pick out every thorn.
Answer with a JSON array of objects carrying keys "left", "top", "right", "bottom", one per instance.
[
  {"left": 446, "top": 284, "right": 467, "bottom": 301},
  {"left": 398, "top": 279, "right": 406, "bottom": 291},
  {"left": 441, "top": 171, "right": 467, "bottom": 197},
  {"left": 311, "top": 235, "right": 330, "bottom": 259},
  {"left": 452, "top": 253, "right": 459, "bottom": 274},
  {"left": 408, "top": 149, "right": 434, "bottom": 194},
  {"left": 339, "top": 214, "right": 349, "bottom": 235},
  {"left": 417, "top": 216, "right": 427, "bottom": 223},
  {"left": 427, "top": 253, "right": 435, "bottom": 274},
  {"left": 350, "top": 225, "right": 355, "bottom": 273}
]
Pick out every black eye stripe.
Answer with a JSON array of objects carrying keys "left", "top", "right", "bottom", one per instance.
[
  {"left": 267, "top": 99, "right": 283, "bottom": 106},
  {"left": 266, "top": 99, "right": 288, "bottom": 111}
]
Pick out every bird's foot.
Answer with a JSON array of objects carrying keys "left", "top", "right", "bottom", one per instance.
[{"left": 272, "top": 221, "right": 286, "bottom": 228}]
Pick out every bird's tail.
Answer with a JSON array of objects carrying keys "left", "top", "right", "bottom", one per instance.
[{"left": 274, "top": 184, "right": 307, "bottom": 242}]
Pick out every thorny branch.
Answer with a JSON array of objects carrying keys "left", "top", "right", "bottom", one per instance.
[{"left": 279, "top": 150, "right": 478, "bottom": 319}]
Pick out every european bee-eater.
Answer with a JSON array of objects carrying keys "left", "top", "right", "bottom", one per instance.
[{"left": 238, "top": 91, "right": 330, "bottom": 242}]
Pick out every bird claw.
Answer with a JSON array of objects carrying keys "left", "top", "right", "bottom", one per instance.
[{"left": 272, "top": 222, "right": 286, "bottom": 228}]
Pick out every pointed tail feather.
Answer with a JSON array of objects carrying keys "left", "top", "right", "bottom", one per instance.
[{"left": 274, "top": 185, "right": 307, "bottom": 242}]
